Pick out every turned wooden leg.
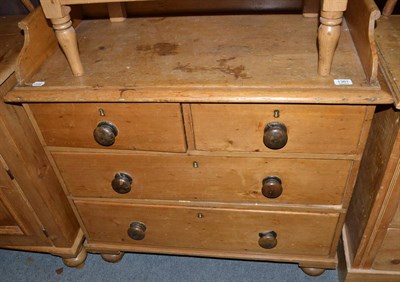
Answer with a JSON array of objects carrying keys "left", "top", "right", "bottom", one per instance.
[
  {"left": 50, "top": 6, "right": 84, "bottom": 76},
  {"left": 300, "top": 266, "right": 326, "bottom": 276},
  {"left": 21, "top": 0, "right": 35, "bottom": 12},
  {"left": 383, "top": 0, "right": 398, "bottom": 16},
  {"left": 101, "top": 251, "right": 125, "bottom": 263},
  {"left": 318, "top": 11, "right": 343, "bottom": 76},
  {"left": 62, "top": 246, "right": 87, "bottom": 268}
]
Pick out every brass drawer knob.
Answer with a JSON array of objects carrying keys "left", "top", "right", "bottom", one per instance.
[
  {"left": 127, "top": 222, "right": 146, "bottom": 240},
  {"left": 262, "top": 176, "right": 283, "bottom": 199},
  {"left": 111, "top": 172, "right": 133, "bottom": 194},
  {"left": 93, "top": 121, "right": 118, "bottom": 146},
  {"left": 263, "top": 122, "right": 288, "bottom": 150},
  {"left": 258, "top": 231, "right": 277, "bottom": 249}
]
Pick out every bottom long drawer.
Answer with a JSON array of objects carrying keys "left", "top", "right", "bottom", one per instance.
[{"left": 75, "top": 200, "right": 339, "bottom": 257}]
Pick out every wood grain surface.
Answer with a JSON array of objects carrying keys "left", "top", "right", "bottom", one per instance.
[
  {"left": 191, "top": 104, "right": 367, "bottom": 154},
  {"left": 0, "top": 16, "right": 24, "bottom": 84},
  {"left": 75, "top": 200, "right": 339, "bottom": 256},
  {"left": 29, "top": 103, "right": 186, "bottom": 152},
  {"left": 6, "top": 15, "right": 393, "bottom": 104},
  {"left": 376, "top": 16, "right": 400, "bottom": 108},
  {"left": 372, "top": 229, "right": 400, "bottom": 271},
  {"left": 345, "top": 104, "right": 400, "bottom": 268},
  {"left": 52, "top": 151, "right": 352, "bottom": 205}
]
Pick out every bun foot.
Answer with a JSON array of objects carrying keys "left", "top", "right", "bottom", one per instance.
[
  {"left": 101, "top": 252, "right": 125, "bottom": 263},
  {"left": 62, "top": 246, "right": 87, "bottom": 268},
  {"left": 300, "top": 266, "right": 326, "bottom": 276}
]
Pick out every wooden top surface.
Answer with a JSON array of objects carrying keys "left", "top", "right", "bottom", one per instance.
[
  {"left": 376, "top": 16, "right": 400, "bottom": 109},
  {"left": 0, "top": 16, "right": 24, "bottom": 85},
  {"left": 8, "top": 15, "right": 393, "bottom": 104}
]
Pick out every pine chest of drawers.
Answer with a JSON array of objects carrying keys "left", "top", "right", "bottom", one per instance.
[
  {"left": 25, "top": 101, "right": 374, "bottom": 275},
  {"left": 5, "top": 5, "right": 393, "bottom": 275}
]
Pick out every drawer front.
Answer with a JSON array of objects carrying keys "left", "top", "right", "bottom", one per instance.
[
  {"left": 191, "top": 104, "right": 366, "bottom": 154},
  {"left": 75, "top": 200, "right": 339, "bottom": 256},
  {"left": 372, "top": 229, "right": 400, "bottom": 271},
  {"left": 54, "top": 152, "right": 351, "bottom": 205},
  {"left": 29, "top": 103, "right": 186, "bottom": 152}
]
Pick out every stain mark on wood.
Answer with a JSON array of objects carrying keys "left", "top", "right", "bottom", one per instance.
[
  {"left": 136, "top": 43, "right": 179, "bottom": 56},
  {"left": 216, "top": 57, "right": 236, "bottom": 65},
  {"left": 149, "top": 17, "right": 166, "bottom": 22},
  {"left": 119, "top": 88, "right": 136, "bottom": 99},
  {"left": 136, "top": 45, "right": 152, "bottom": 52},
  {"left": 174, "top": 57, "right": 250, "bottom": 79}
]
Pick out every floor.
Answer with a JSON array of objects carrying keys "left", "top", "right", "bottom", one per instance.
[{"left": 0, "top": 249, "right": 338, "bottom": 281}]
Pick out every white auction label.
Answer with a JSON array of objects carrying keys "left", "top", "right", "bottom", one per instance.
[
  {"left": 32, "top": 81, "right": 45, "bottom": 87},
  {"left": 334, "top": 79, "right": 353, "bottom": 85}
]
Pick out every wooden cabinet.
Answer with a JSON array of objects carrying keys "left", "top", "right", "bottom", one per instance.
[
  {"left": 339, "top": 102, "right": 400, "bottom": 282},
  {"left": 3, "top": 3, "right": 394, "bottom": 276},
  {"left": 338, "top": 15, "right": 400, "bottom": 282},
  {"left": 0, "top": 160, "right": 49, "bottom": 247},
  {"left": 0, "top": 15, "right": 85, "bottom": 267}
]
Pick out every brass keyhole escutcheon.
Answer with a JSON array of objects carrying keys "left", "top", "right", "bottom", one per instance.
[
  {"left": 111, "top": 172, "right": 133, "bottom": 194},
  {"left": 262, "top": 176, "right": 283, "bottom": 199},
  {"left": 258, "top": 231, "right": 278, "bottom": 249},
  {"left": 127, "top": 222, "right": 146, "bottom": 241},
  {"left": 263, "top": 122, "right": 288, "bottom": 150},
  {"left": 93, "top": 121, "right": 118, "bottom": 146}
]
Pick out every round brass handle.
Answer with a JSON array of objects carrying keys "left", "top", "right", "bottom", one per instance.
[
  {"left": 127, "top": 222, "right": 146, "bottom": 240},
  {"left": 262, "top": 176, "right": 283, "bottom": 199},
  {"left": 93, "top": 121, "right": 118, "bottom": 146},
  {"left": 111, "top": 172, "right": 133, "bottom": 194},
  {"left": 258, "top": 231, "right": 277, "bottom": 249},
  {"left": 263, "top": 122, "right": 288, "bottom": 150}
]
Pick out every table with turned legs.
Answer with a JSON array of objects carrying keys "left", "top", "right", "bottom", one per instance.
[{"left": 39, "top": 0, "right": 348, "bottom": 77}]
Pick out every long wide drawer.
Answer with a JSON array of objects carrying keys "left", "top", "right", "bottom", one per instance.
[
  {"left": 75, "top": 200, "right": 339, "bottom": 256},
  {"left": 28, "top": 103, "right": 186, "bottom": 152},
  {"left": 54, "top": 152, "right": 352, "bottom": 205},
  {"left": 191, "top": 104, "right": 367, "bottom": 154}
]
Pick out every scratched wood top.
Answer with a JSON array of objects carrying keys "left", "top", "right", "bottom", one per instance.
[{"left": 8, "top": 15, "right": 393, "bottom": 104}]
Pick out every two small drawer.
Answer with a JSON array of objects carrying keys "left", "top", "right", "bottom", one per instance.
[{"left": 29, "top": 103, "right": 367, "bottom": 154}]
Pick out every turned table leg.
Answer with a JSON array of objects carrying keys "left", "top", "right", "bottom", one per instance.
[
  {"left": 318, "top": 11, "right": 343, "bottom": 76},
  {"left": 50, "top": 6, "right": 84, "bottom": 76},
  {"left": 383, "top": 0, "right": 398, "bottom": 16},
  {"left": 318, "top": 0, "right": 348, "bottom": 76}
]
